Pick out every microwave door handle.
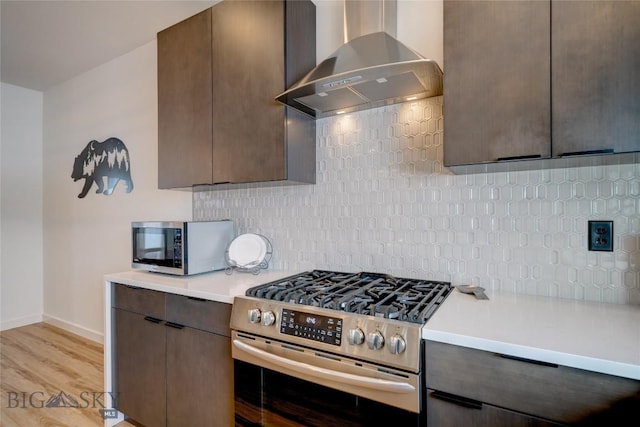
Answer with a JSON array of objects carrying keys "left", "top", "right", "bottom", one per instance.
[{"left": 232, "top": 339, "right": 415, "bottom": 394}]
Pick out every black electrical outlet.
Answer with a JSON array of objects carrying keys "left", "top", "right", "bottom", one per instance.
[{"left": 588, "top": 221, "right": 613, "bottom": 252}]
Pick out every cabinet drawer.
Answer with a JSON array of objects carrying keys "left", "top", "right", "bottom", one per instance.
[
  {"left": 425, "top": 340, "right": 640, "bottom": 424},
  {"left": 166, "top": 293, "right": 231, "bottom": 337},
  {"left": 113, "top": 283, "right": 165, "bottom": 319},
  {"left": 426, "top": 388, "right": 562, "bottom": 427}
]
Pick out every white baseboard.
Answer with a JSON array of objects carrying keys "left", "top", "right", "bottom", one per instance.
[
  {"left": 0, "top": 314, "right": 44, "bottom": 331},
  {"left": 42, "top": 314, "right": 104, "bottom": 344}
]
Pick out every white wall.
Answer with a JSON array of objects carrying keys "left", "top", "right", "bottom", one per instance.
[
  {"left": 0, "top": 83, "right": 44, "bottom": 330},
  {"left": 42, "top": 41, "right": 191, "bottom": 341},
  {"left": 397, "top": 0, "right": 443, "bottom": 68}
]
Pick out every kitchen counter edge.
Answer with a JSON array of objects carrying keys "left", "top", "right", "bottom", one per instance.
[
  {"left": 104, "top": 269, "right": 299, "bottom": 304},
  {"left": 422, "top": 290, "right": 640, "bottom": 381}
]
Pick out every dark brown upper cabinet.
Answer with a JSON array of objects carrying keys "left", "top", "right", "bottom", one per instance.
[
  {"left": 552, "top": 1, "right": 640, "bottom": 157},
  {"left": 443, "top": 0, "right": 640, "bottom": 173},
  {"left": 443, "top": 1, "right": 551, "bottom": 168},
  {"left": 157, "top": 0, "right": 316, "bottom": 189}
]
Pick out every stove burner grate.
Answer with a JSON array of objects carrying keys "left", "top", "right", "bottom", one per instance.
[{"left": 246, "top": 270, "right": 452, "bottom": 324}]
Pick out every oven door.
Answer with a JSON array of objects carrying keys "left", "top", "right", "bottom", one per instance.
[{"left": 232, "top": 331, "right": 422, "bottom": 427}]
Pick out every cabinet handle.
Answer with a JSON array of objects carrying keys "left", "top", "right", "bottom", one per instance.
[
  {"left": 143, "top": 316, "right": 163, "bottom": 324},
  {"left": 558, "top": 148, "right": 614, "bottom": 157},
  {"left": 498, "top": 353, "right": 558, "bottom": 368},
  {"left": 165, "top": 321, "right": 185, "bottom": 330},
  {"left": 187, "top": 296, "right": 207, "bottom": 302},
  {"left": 496, "top": 154, "right": 543, "bottom": 161},
  {"left": 430, "top": 390, "right": 483, "bottom": 410}
]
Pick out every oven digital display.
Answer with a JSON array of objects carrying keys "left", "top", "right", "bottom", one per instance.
[{"left": 280, "top": 309, "right": 342, "bottom": 346}]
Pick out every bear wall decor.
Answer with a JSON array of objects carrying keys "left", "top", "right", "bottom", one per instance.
[{"left": 71, "top": 137, "right": 134, "bottom": 198}]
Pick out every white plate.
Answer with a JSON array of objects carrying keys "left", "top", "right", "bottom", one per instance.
[{"left": 227, "top": 233, "right": 267, "bottom": 268}]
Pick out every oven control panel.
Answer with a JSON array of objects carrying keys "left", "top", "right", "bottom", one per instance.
[
  {"left": 280, "top": 309, "right": 343, "bottom": 346},
  {"left": 230, "top": 296, "right": 422, "bottom": 372}
]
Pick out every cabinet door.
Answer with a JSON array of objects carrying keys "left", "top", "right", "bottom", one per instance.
[
  {"left": 115, "top": 308, "right": 166, "bottom": 427},
  {"left": 210, "top": 0, "right": 286, "bottom": 184},
  {"left": 552, "top": 1, "right": 640, "bottom": 156},
  {"left": 426, "top": 389, "right": 562, "bottom": 427},
  {"left": 443, "top": 0, "right": 551, "bottom": 166},
  {"left": 158, "top": 8, "right": 213, "bottom": 188},
  {"left": 166, "top": 325, "right": 233, "bottom": 427}
]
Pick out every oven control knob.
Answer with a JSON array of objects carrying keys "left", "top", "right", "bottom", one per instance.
[
  {"left": 261, "top": 310, "right": 276, "bottom": 326},
  {"left": 247, "top": 308, "right": 261, "bottom": 324},
  {"left": 347, "top": 328, "right": 365, "bottom": 345},
  {"left": 388, "top": 334, "right": 406, "bottom": 355},
  {"left": 366, "top": 330, "right": 385, "bottom": 351}
]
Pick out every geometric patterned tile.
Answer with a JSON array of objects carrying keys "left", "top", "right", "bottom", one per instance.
[{"left": 194, "top": 97, "right": 640, "bottom": 305}]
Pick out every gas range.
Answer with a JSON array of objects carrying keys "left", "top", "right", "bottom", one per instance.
[
  {"left": 230, "top": 270, "right": 452, "bottom": 415},
  {"left": 231, "top": 270, "right": 451, "bottom": 372}
]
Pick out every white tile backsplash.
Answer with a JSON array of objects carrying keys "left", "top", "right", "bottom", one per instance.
[{"left": 194, "top": 97, "right": 640, "bottom": 305}]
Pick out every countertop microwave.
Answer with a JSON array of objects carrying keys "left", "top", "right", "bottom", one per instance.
[{"left": 131, "top": 220, "right": 235, "bottom": 275}]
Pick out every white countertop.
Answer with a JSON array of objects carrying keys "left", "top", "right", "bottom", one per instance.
[
  {"left": 423, "top": 289, "right": 640, "bottom": 381},
  {"left": 104, "top": 270, "right": 640, "bottom": 381},
  {"left": 104, "top": 269, "right": 298, "bottom": 304}
]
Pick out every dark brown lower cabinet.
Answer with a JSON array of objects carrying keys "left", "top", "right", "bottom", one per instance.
[
  {"left": 166, "top": 325, "right": 233, "bottom": 426},
  {"left": 113, "top": 284, "right": 233, "bottom": 426},
  {"left": 425, "top": 340, "right": 640, "bottom": 427},
  {"left": 115, "top": 308, "right": 166, "bottom": 427}
]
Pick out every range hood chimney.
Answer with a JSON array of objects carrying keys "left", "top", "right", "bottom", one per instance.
[{"left": 276, "top": 0, "right": 443, "bottom": 119}]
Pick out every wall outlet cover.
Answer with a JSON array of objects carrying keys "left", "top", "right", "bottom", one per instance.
[{"left": 588, "top": 220, "right": 613, "bottom": 252}]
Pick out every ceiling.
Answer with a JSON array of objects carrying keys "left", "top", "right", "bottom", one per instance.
[{"left": 0, "top": 0, "right": 218, "bottom": 91}]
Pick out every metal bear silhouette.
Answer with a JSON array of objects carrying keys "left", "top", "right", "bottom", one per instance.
[{"left": 71, "top": 137, "right": 134, "bottom": 198}]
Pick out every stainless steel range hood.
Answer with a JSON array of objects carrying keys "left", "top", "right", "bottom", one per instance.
[{"left": 276, "top": 0, "right": 443, "bottom": 119}]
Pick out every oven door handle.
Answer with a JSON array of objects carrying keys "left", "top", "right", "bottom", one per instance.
[{"left": 233, "top": 339, "right": 416, "bottom": 393}]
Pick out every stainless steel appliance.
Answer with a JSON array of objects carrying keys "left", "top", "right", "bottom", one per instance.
[
  {"left": 275, "top": 0, "right": 443, "bottom": 118},
  {"left": 230, "top": 270, "right": 452, "bottom": 426},
  {"left": 131, "top": 220, "right": 235, "bottom": 275}
]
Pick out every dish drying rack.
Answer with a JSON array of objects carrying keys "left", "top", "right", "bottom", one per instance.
[{"left": 224, "top": 234, "right": 272, "bottom": 275}]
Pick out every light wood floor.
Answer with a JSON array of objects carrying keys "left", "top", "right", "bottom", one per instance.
[{"left": 0, "top": 323, "right": 135, "bottom": 427}]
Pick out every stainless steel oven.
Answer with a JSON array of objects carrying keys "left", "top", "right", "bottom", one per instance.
[{"left": 230, "top": 270, "right": 452, "bottom": 426}]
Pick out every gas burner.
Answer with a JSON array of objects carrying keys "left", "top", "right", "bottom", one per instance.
[
  {"left": 246, "top": 270, "right": 452, "bottom": 325},
  {"left": 397, "top": 291, "right": 423, "bottom": 304},
  {"left": 374, "top": 304, "right": 403, "bottom": 319}
]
